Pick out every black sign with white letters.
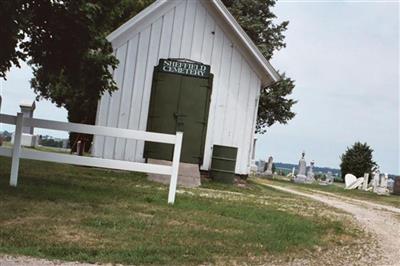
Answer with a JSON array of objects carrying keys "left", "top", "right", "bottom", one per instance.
[{"left": 158, "top": 59, "right": 211, "bottom": 78}]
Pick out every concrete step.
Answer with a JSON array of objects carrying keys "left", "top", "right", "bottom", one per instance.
[{"left": 147, "top": 159, "right": 201, "bottom": 188}]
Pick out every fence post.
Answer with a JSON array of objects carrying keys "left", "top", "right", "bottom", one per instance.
[
  {"left": 10, "top": 112, "right": 23, "bottom": 187},
  {"left": 168, "top": 132, "right": 183, "bottom": 204}
]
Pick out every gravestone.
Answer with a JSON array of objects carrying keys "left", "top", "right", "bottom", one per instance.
[
  {"left": 287, "top": 167, "right": 295, "bottom": 178},
  {"left": 362, "top": 173, "right": 369, "bottom": 191},
  {"left": 370, "top": 171, "right": 389, "bottom": 195},
  {"left": 344, "top": 174, "right": 357, "bottom": 189},
  {"left": 381, "top": 173, "right": 389, "bottom": 188},
  {"left": 307, "top": 161, "right": 315, "bottom": 180},
  {"left": 263, "top": 156, "right": 273, "bottom": 177},
  {"left": 294, "top": 152, "right": 310, "bottom": 183},
  {"left": 257, "top": 160, "right": 266, "bottom": 173},
  {"left": 319, "top": 171, "right": 334, "bottom": 186},
  {"left": 345, "top": 173, "right": 356, "bottom": 187},
  {"left": 297, "top": 152, "right": 307, "bottom": 176},
  {"left": 375, "top": 173, "right": 389, "bottom": 195},
  {"left": 393, "top": 177, "right": 400, "bottom": 195},
  {"left": 345, "top": 173, "right": 365, "bottom": 190},
  {"left": 370, "top": 171, "right": 379, "bottom": 187},
  {"left": 250, "top": 138, "right": 258, "bottom": 174},
  {"left": 326, "top": 172, "right": 334, "bottom": 184},
  {"left": 387, "top": 178, "right": 395, "bottom": 194}
]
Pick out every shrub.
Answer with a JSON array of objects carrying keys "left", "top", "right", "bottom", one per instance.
[{"left": 340, "top": 142, "right": 377, "bottom": 179}]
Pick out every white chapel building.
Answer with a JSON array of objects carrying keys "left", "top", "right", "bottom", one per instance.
[{"left": 93, "top": 0, "right": 280, "bottom": 176}]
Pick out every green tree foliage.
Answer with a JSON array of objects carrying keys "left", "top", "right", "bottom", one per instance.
[
  {"left": 0, "top": 0, "right": 294, "bottom": 149},
  {"left": 0, "top": 1, "right": 26, "bottom": 79},
  {"left": 340, "top": 142, "right": 378, "bottom": 179},
  {"left": 221, "top": 0, "right": 296, "bottom": 133},
  {"left": 221, "top": 0, "right": 287, "bottom": 60},
  {"left": 256, "top": 73, "right": 296, "bottom": 133},
  {"left": 0, "top": 0, "right": 151, "bottom": 150}
]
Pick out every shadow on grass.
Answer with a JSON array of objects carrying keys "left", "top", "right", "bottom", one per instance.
[{"left": 0, "top": 157, "right": 346, "bottom": 265}]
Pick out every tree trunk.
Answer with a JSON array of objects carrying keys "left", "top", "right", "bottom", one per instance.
[{"left": 67, "top": 104, "right": 97, "bottom": 154}]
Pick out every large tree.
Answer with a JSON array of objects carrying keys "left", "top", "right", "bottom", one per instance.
[
  {"left": 0, "top": 0, "right": 152, "bottom": 150},
  {"left": 221, "top": 0, "right": 296, "bottom": 133},
  {"left": 340, "top": 142, "right": 378, "bottom": 179},
  {"left": 0, "top": 0, "right": 295, "bottom": 149}
]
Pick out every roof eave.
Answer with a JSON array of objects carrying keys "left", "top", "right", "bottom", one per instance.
[
  {"left": 107, "top": 0, "right": 169, "bottom": 42},
  {"left": 210, "top": 0, "right": 281, "bottom": 86},
  {"left": 106, "top": 0, "right": 281, "bottom": 87}
]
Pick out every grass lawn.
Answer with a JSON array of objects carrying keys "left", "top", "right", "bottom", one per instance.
[
  {"left": 263, "top": 176, "right": 400, "bottom": 208},
  {"left": 0, "top": 156, "right": 359, "bottom": 265}
]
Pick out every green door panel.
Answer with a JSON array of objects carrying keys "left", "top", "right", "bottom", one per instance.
[
  {"left": 144, "top": 72, "right": 180, "bottom": 160},
  {"left": 178, "top": 75, "right": 211, "bottom": 163},
  {"left": 144, "top": 65, "right": 212, "bottom": 164}
]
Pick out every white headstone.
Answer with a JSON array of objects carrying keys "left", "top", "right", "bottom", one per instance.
[
  {"left": 373, "top": 173, "right": 389, "bottom": 195},
  {"left": 387, "top": 178, "right": 395, "bottom": 194},
  {"left": 307, "top": 161, "right": 315, "bottom": 180},
  {"left": 297, "top": 152, "right": 307, "bottom": 176},
  {"left": 250, "top": 138, "right": 258, "bottom": 174},
  {"left": 381, "top": 173, "right": 388, "bottom": 188},
  {"left": 362, "top": 173, "right": 369, "bottom": 191},
  {"left": 257, "top": 160, "right": 266, "bottom": 173},
  {"left": 346, "top": 177, "right": 364, "bottom": 190},
  {"left": 294, "top": 152, "right": 313, "bottom": 184},
  {"left": 320, "top": 172, "right": 334, "bottom": 186},
  {"left": 345, "top": 174, "right": 357, "bottom": 188},
  {"left": 264, "top": 156, "right": 273, "bottom": 177},
  {"left": 371, "top": 171, "right": 380, "bottom": 188}
]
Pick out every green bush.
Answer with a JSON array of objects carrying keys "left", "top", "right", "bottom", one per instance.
[{"left": 340, "top": 142, "right": 377, "bottom": 179}]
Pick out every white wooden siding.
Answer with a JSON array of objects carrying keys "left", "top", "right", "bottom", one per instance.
[
  {"left": 104, "top": 44, "right": 128, "bottom": 159},
  {"left": 93, "top": 0, "right": 262, "bottom": 175}
]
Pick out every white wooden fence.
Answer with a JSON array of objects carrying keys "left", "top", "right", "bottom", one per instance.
[{"left": 0, "top": 112, "right": 183, "bottom": 204}]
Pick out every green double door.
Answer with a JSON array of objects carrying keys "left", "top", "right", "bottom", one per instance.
[{"left": 144, "top": 70, "right": 212, "bottom": 164}]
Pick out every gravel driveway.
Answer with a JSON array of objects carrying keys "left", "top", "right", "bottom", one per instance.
[{"left": 265, "top": 184, "right": 400, "bottom": 266}]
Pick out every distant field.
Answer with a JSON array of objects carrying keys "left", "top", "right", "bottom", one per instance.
[
  {"left": 1, "top": 141, "right": 71, "bottom": 154},
  {"left": 264, "top": 176, "right": 400, "bottom": 208}
]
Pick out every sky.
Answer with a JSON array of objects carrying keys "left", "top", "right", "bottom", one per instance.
[
  {"left": 258, "top": 0, "right": 399, "bottom": 174},
  {"left": 0, "top": 0, "right": 399, "bottom": 174}
]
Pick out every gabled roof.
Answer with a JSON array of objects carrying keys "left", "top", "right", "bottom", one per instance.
[{"left": 107, "top": 0, "right": 280, "bottom": 87}]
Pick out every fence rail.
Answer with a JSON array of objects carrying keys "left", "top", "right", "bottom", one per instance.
[{"left": 0, "top": 112, "right": 183, "bottom": 204}]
